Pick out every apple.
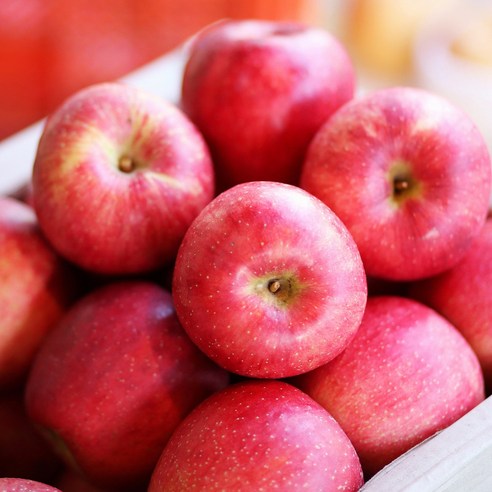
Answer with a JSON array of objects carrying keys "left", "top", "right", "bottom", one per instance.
[
  {"left": 0, "top": 197, "right": 78, "bottom": 389},
  {"left": 25, "top": 281, "right": 229, "bottom": 490},
  {"left": 181, "top": 19, "right": 356, "bottom": 189},
  {"left": 0, "top": 392, "right": 61, "bottom": 483},
  {"left": 295, "top": 296, "right": 485, "bottom": 477},
  {"left": 32, "top": 82, "right": 215, "bottom": 275},
  {"left": 409, "top": 217, "right": 492, "bottom": 393},
  {"left": 0, "top": 478, "right": 61, "bottom": 492},
  {"left": 148, "top": 380, "right": 364, "bottom": 491},
  {"left": 300, "top": 86, "right": 492, "bottom": 281},
  {"left": 172, "top": 181, "right": 367, "bottom": 378}
]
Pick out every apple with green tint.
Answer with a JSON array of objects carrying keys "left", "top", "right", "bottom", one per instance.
[
  {"left": 32, "top": 82, "right": 214, "bottom": 275},
  {"left": 172, "top": 181, "right": 367, "bottom": 378},
  {"left": 301, "top": 86, "right": 491, "bottom": 281}
]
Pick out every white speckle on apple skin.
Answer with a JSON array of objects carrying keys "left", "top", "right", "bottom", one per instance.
[
  {"left": 172, "top": 181, "right": 367, "bottom": 378},
  {"left": 148, "top": 380, "right": 363, "bottom": 491}
]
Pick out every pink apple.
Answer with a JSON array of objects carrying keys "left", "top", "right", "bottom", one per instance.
[
  {"left": 181, "top": 19, "right": 356, "bottom": 189},
  {"left": 295, "top": 296, "right": 485, "bottom": 477},
  {"left": 172, "top": 181, "right": 367, "bottom": 378},
  {"left": 0, "top": 197, "right": 78, "bottom": 389},
  {"left": 409, "top": 217, "right": 492, "bottom": 393},
  {"left": 148, "top": 380, "right": 364, "bottom": 491},
  {"left": 0, "top": 392, "right": 61, "bottom": 482},
  {"left": 0, "top": 478, "right": 61, "bottom": 492},
  {"left": 25, "top": 281, "right": 229, "bottom": 490},
  {"left": 300, "top": 86, "right": 491, "bottom": 281},
  {"left": 32, "top": 82, "right": 215, "bottom": 275}
]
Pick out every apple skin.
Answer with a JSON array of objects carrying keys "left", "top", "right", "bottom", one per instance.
[
  {"left": 300, "top": 86, "right": 491, "bottom": 281},
  {"left": 294, "top": 296, "right": 485, "bottom": 477},
  {"left": 172, "top": 181, "right": 367, "bottom": 378},
  {"left": 25, "top": 281, "right": 230, "bottom": 490},
  {"left": 0, "top": 392, "right": 61, "bottom": 483},
  {"left": 0, "top": 197, "right": 78, "bottom": 389},
  {"left": 148, "top": 380, "right": 364, "bottom": 491},
  {"left": 409, "top": 217, "right": 492, "bottom": 394},
  {"left": 32, "top": 82, "right": 215, "bottom": 275},
  {"left": 0, "top": 478, "right": 61, "bottom": 492},
  {"left": 181, "top": 19, "right": 355, "bottom": 189}
]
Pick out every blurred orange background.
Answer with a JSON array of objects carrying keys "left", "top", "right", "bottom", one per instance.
[
  {"left": 1, "top": 0, "right": 491, "bottom": 150},
  {"left": 0, "top": 0, "right": 325, "bottom": 142}
]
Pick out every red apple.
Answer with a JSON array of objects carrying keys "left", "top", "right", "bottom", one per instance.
[
  {"left": 172, "top": 181, "right": 367, "bottom": 378},
  {"left": 300, "top": 86, "right": 491, "bottom": 281},
  {"left": 0, "top": 392, "right": 61, "bottom": 482},
  {"left": 409, "top": 217, "right": 492, "bottom": 393},
  {"left": 148, "top": 380, "right": 364, "bottom": 491},
  {"left": 295, "top": 296, "right": 485, "bottom": 477},
  {"left": 25, "top": 281, "right": 229, "bottom": 490},
  {"left": 0, "top": 197, "right": 77, "bottom": 389},
  {"left": 0, "top": 478, "right": 61, "bottom": 492},
  {"left": 32, "top": 82, "right": 214, "bottom": 275},
  {"left": 181, "top": 19, "right": 356, "bottom": 188}
]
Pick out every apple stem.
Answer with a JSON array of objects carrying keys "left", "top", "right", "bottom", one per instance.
[
  {"left": 267, "top": 277, "right": 294, "bottom": 304},
  {"left": 118, "top": 155, "right": 135, "bottom": 173},
  {"left": 393, "top": 176, "right": 410, "bottom": 195},
  {"left": 268, "top": 280, "right": 281, "bottom": 294}
]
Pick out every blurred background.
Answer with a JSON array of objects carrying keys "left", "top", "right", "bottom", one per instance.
[{"left": 1, "top": 0, "right": 491, "bottom": 147}]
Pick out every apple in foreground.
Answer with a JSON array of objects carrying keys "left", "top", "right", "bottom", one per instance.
[
  {"left": 300, "top": 86, "right": 491, "bottom": 281},
  {"left": 172, "top": 181, "right": 367, "bottom": 378},
  {"left": 181, "top": 19, "right": 355, "bottom": 188},
  {"left": 410, "top": 217, "right": 492, "bottom": 393},
  {"left": 0, "top": 197, "right": 77, "bottom": 389},
  {"left": 32, "top": 82, "right": 215, "bottom": 275},
  {"left": 0, "top": 478, "right": 60, "bottom": 492},
  {"left": 295, "top": 296, "right": 485, "bottom": 477},
  {"left": 148, "top": 380, "right": 364, "bottom": 491},
  {"left": 25, "top": 281, "right": 229, "bottom": 490}
]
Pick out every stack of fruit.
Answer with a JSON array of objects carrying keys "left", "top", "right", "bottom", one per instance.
[{"left": 1, "top": 18, "right": 491, "bottom": 492}]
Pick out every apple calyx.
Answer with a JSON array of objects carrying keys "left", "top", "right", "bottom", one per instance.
[{"left": 388, "top": 159, "right": 421, "bottom": 205}]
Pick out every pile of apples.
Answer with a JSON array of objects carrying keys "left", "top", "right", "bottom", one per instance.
[{"left": 1, "top": 18, "right": 492, "bottom": 492}]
